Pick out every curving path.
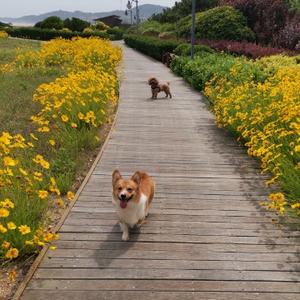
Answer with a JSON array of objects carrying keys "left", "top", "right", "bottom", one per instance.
[{"left": 20, "top": 43, "right": 300, "bottom": 299}]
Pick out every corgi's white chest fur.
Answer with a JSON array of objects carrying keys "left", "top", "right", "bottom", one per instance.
[{"left": 114, "top": 193, "right": 148, "bottom": 228}]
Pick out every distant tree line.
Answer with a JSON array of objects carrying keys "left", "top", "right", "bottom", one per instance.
[{"left": 35, "top": 16, "right": 90, "bottom": 32}]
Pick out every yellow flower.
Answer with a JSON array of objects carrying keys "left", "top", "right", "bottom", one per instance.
[
  {"left": 7, "top": 222, "right": 16, "bottom": 230},
  {"left": 0, "top": 208, "right": 10, "bottom": 218},
  {"left": 295, "top": 145, "right": 300, "bottom": 152},
  {"left": 3, "top": 156, "right": 18, "bottom": 167},
  {"left": 291, "top": 203, "right": 300, "bottom": 209},
  {"left": 78, "top": 112, "right": 84, "bottom": 120},
  {"left": 40, "top": 160, "right": 50, "bottom": 169},
  {"left": 49, "top": 245, "right": 57, "bottom": 250},
  {"left": 25, "top": 240, "right": 34, "bottom": 246},
  {"left": 49, "top": 139, "right": 56, "bottom": 146},
  {"left": 5, "top": 248, "right": 19, "bottom": 259},
  {"left": 8, "top": 270, "right": 17, "bottom": 282},
  {"left": 56, "top": 198, "right": 64, "bottom": 207},
  {"left": 2, "top": 240, "right": 10, "bottom": 249},
  {"left": 34, "top": 171, "right": 42, "bottom": 177},
  {"left": 18, "top": 225, "right": 31, "bottom": 235},
  {"left": 30, "top": 133, "right": 39, "bottom": 141},
  {"left": 19, "top": 168, "right": 28, "bottom": 176},
  {"left": 37, "top": 126, "right": 50, "bottom": 132},
  {"left": 38, "top": 190, "right": 48, "bottom": 199},
  {"left": 71, "top": 122, "right": 78, "bottom": 128},
  {"left": 268, "top": 192, "right": 285, "bottom": 202},
  {"left": 0, "top": 224, "right": 7, "bottom": 233},
  {"left": 67, "top": 191, "right": 75, "bottom": 201},
  {"left": 61, "top": 115, "right": 69, "bottom": 122},
  {"left": 43, "top": 232, "right": 58, "bottom": 242},
  {"left": 0, "top": 131, "right": 12, "bottom": 145},
  {"left": 0, "top": 198, "right": 14, "bottom": 209}
]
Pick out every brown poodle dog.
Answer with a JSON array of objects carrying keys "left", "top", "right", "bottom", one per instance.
[{"left": 148, "top": 77, "right": 172, "bottom": 99}]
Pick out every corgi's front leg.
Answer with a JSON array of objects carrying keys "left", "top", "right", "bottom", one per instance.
[{"left": 120, "top": 222, "right": 129, "bottom": 241}]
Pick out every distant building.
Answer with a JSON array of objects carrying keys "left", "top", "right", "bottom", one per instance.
[{"left": 93, "top": 15, "right": 122, "bottom": 27}]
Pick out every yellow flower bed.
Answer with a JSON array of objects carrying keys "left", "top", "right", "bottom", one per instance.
[
  {"left": 205, "top": 57, "right": 300, "bottom": 217},
  {"left": 0, "top": 31, "right": 8, "bottom": 39},
  {"left": 0, "top": 37, "right": 122, "bottom": 261}
]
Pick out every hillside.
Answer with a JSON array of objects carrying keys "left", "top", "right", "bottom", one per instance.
[{"left": 0, "top": 4, "right": 166, "bottom": 26}]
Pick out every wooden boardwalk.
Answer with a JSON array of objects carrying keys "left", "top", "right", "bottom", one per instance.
[{"left": 20, "top": 44, "right": 300, "bottom": 299}]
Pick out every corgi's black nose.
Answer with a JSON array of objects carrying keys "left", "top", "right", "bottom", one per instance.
[{"left": 120, "top": 194, "right": 126, "bottom": 200}]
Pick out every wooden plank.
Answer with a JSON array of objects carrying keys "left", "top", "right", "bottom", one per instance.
[
  {"left": 67, "top": 212, "right": 289, "bottom": 224},
  {"left": 57, "top": 232, "right": 297, "bottom": 245},
  {"left": 33, "top": 268, "right": 299, "bottom": 282},
  {"left": 60, "top": 225, "right": 299, "bottom": 238},
  {"left": 47, "top": 249, "right": 300, "bottom": 261},
  {"left": 21, "top": 290, "right": 300, "bottom": 300},
  {"left": 27, "top": 279, "right": 300, "bottom": 293},
  {"left": 70, "top": 207, "right": 274, "bottom": 218},
  {"left": 63, "top": 218, "right": 291, "bottom": 231},
  {"left": 39, "top": 257, "right": 299, "bottom": 272}
]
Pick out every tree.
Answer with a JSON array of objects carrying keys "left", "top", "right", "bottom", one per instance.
[
  {"left": 34, "top": 16, "right": 64, "bottom": 30},
  {"left": 220, "top": 0, "right": 289, "bottom": 45},
  {"left": 63, "top": 18, "right": 90, "bottom": 32},
  {"left": 151, "top": 0, "right": 219, "bottom": 23}
]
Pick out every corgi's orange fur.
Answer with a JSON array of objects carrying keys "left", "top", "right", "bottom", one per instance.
[{"left": 112, "top": 170, "right": 155, "bottom": 241}]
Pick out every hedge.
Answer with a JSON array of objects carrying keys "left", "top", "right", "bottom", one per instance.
[
  {"left": 174, "top": 43, "right": 214, "bottom": 56},
  {"left": 124, "top": 34, "right": 180, "bottom": 61},
  {"left": 5, "top": 27, "right": 123, "bottom": 41},
  {"left": 170, "top": 52, "right": 268, "bottom": 91}
]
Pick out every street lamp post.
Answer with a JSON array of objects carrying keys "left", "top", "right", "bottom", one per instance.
[
  {"left": 126, "top": 1, "right": 133, "bottom": 25},
  {"left": 126, "top": 0, "right": 140, "bottom": 25},
  {"left": 191, "top": 0, "right": 196, "bottom": 59}
]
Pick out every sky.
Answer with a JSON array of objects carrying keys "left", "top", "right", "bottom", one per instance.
[{"left": 1, "top": 0, "right": 177, "bottom": 18}]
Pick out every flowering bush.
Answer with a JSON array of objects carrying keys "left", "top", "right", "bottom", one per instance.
[
  {"left": 0, "top": 37, "right": 122, "bottom": 261},
  {"left": 0, "top": 31, "right": 8, "bottom": 39},
  {"left": 171, "top": 52, "right": 300, "bottom": 217}
]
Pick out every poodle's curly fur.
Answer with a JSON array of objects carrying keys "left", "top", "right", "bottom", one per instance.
[{"left": 148, "top": 77, "right": 172, "bottom": 99}]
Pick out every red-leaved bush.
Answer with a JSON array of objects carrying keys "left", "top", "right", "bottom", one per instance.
[
  {"left": 220, "top": 0, "right": 289, "bottom": 46},
  {"left": 197, "top": 39, "right": 291, "bottom": 58}
]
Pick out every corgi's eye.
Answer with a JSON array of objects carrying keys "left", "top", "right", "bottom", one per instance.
[
  {"left": 127, "top": 188, "right": 133, "bottom": 193},
  {"left": 118, "top": 187, "right": 122, "bottom": 191}
]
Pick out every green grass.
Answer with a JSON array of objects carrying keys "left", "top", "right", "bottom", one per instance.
[{"left": 0, "top": 39, "right": 65, "bottom": 134}]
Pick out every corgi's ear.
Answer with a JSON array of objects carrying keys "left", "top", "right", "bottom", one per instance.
[
  {"left": 112, "top": 169, "right": 122, "bottom": 185},
  {"left": 131, "top": 171, "right": 141, "bottom": 185}
]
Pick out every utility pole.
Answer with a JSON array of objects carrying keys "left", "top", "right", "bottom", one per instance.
[
  {"left": 136, "top": 0, "right": 140, "bottom": 25},
  {"left": 126, "top": 0, "right": 139, "bottom": 26},
  {"left": 191, "top": 0, "right": 196, "bottom": 59},
  {"left": 126, "top": 1, "right": 133, "bottom": 25}
]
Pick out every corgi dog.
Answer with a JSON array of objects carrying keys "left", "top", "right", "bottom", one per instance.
[{"left": 112, "top": 170, "right": 155, "bottom": 241}]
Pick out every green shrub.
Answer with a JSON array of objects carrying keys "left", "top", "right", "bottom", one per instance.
[
  {"left": 159, "top": 31, "right": 177, "bottom": 40},
  {"left": 142, "top": 28, "right": 160, "bottom": 36},
  {"left": 124, "top": 34, "right": 180, "bottom": 61},
  {"left": 63, "top": 17, "right": 90, "bottom": 32},
  {"left": 34, "top": 16, "right": 64, "bottom": 30},
  {"left": 170, "top": 52, "right": 268, "bottom": 91},
  {"left": 177, "top": 6, "right": 255, "bottom": 42},
  {"left": 107, "top": 27, "right": 124, "bottom": 40},
  {"left": 5, "top": 27, "right": 110, "bottom": 41},
  {"left": 92, "top": 21, "right": 110, "bottom": 31},
  {"left": 174, "top": 43, "right": 214, "bottom": 56}
]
